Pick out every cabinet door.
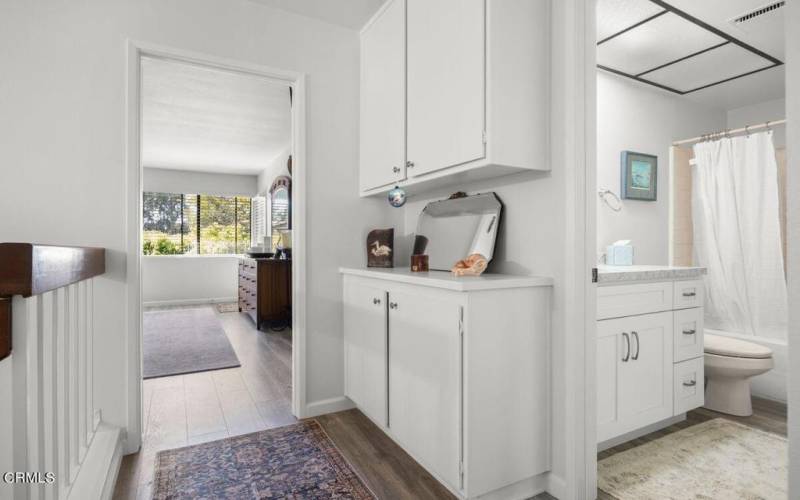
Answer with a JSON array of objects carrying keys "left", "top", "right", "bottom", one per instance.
[
  {"left": 618, "top": 312, "right": 674, "bottom": 432},
  {"left": 360, "top": 0, "right": 406, "bottom": 191},
  {"left": 388, "top": 290, "right": 461, "bottom": 490},
  {"left": 597, "top": 311, "right": 673, "bottom": 442},
  {"left": 406, "top": 0, "right": 485, "bottom": 176},
  {"left": 343, "top": 279, "right": 388, "bottom": 426}
]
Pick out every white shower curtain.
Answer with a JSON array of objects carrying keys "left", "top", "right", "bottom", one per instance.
[{"left": 692, "top": 131, "right": 787, "bottom": 340}]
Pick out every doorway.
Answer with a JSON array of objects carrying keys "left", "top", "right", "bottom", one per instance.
[{"left": 122, "top": 42, "right": 308, "bottom": 496}]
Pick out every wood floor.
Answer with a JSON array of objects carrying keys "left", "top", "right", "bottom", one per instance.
[
  {"left": 597, "top": 396, "right": 787, "bottom": 500},
  {"left": 113, "top": 306, "right": 295, "bottom": 499}
]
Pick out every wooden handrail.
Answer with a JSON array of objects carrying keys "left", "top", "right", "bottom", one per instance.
[{"left": 0, "top": 243, "right": 105, "bottom": 360}]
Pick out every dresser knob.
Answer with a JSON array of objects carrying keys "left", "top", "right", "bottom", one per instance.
[
  {"left": 373, "top": 298, "right": 381, "bottom": 305},
  {"left": 389, "top": 302, "right": 398, "bottom": 310},
  {"left": 392, "top": 166, "right": 400, "bottom": 173},
  {"left": 406, "top": 161, "right": 415, "bottom": 169}
]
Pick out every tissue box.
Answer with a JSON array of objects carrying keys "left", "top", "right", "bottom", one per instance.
[{"left": 607, "top": 241, "right": 634, "bottom": 266}]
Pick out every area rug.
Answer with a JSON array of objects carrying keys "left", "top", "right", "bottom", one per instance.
[
  {"left": 143, "top": 307, "right": 241, "bottom": 379},
  {"left": 152, "top": 420, "right": 375, "bottom": 499},
  {"left": 216, "top": 302, "right": 239, "bottom": 313},
  {"left": 598, "top": 418, "right": 787, "bottom": 500}
]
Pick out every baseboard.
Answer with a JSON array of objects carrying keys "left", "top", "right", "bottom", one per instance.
[
  {"left": 304, "top": 396, "right": 355, "bottom": 418},
  {"left": 598, "top": 413, "right": 686, "bottom": 452},
  {"left": 545, "top": 472, "right": 566, "bottom": 500},
  {"left": 142, "top": 296, "right": 237, "bottom": 308},
  {"left": 474, "top": 472, "right": 550, "bottom": 500},
  {"left": 69, "top": 423, "right": 123, "bottom": 500}
]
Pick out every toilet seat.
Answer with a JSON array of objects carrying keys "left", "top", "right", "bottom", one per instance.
[{"left": 704, "top": 333, "right": 772, "bottom": 359}]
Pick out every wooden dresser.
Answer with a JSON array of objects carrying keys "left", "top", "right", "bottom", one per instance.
[{"left": 238, "top": 257, "right": 292, "bottom": 330}]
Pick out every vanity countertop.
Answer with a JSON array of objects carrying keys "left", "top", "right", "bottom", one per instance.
[
  {"left": 597, "top": 264, "right": 706, "bottom": 284},
  {"left": 339, "top": 267, "right": 553, "bottom": 291}
]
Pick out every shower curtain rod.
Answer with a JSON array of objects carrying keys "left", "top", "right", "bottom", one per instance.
[{"left": 672, "top": 118, "right": 787, "bottom": 147}]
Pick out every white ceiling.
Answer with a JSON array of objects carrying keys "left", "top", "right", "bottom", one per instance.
[
  {"left": 597, "top": 0, "right": 786, "bottom": 110},
  {"left": 141, "top": 56, "right": 291, "bottom": 175},
  {"left": 247, "top": 0, "right": 386, "bottom": 29}
]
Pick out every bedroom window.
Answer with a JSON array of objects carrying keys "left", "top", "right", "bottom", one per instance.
[{"left": 142, "top": 192, "right": 252, "bottom": 255}]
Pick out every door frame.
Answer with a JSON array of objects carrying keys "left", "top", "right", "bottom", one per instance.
[{"left": 124, "top": 40, "right": 308, "bottom": 454}]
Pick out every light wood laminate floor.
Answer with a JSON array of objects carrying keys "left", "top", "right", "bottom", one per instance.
[{"left": 113, "top": 305, "right": 294, "bottom": 499}]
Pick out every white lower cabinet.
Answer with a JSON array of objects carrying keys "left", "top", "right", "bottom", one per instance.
[
  {"left": 597, "top": 279, "right": 705, "bottom": 444},
  {"left": 341, "top": 268, "right": 552, "bottom": 499},
  {"left": 597, "top": 312, "right": 673, "bottom": 442}
]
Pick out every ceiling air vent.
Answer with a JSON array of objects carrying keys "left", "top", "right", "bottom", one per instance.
[{"left": 730, "top": 1, "right": 785, "bottom": 26}]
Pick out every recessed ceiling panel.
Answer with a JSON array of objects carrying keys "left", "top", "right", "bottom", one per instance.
[
  {"left": 643, "top": 43, "right": 775, "bottom": 92},
  {"left": 598, "top": 12, "right": 726, "bottom": 76},
  {"left": 596, "top": 0, "right": 665, "bottom": 41}
]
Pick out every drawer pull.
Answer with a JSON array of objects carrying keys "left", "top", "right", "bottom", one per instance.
[
  {"left": 622, "top": 332, "right": 630, "bottom": 362},
  {"left": 683, "top": 380, "right": 697, "bottom": 387},
  {"left": 682, "top": 292, "right": 697, "bottom": 297},
  {"left": 389, "top": 302, "right": 398, "bottom": 310},
  {"left": 631, "top": 331, "right": 640, "bottom": 360},
  {"left": 373, "top": 298, "right": 381, "bottom": 305},
  {"left": 683, "top": 329, "right": 696, "bottom": 335}
]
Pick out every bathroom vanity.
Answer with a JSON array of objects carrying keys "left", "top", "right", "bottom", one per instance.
[
  {"left": 596, "top": 265, "right": 707, "bottom": 446},
  {"left": 340, "top": 267, "right": 552, "bottom": 499}
]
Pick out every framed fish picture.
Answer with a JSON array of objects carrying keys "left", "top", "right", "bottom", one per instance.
[{"left": 621, "top": 151, "right": 657, "bottom": 201}]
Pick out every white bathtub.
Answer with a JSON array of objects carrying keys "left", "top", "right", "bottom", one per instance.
[{"left": 704, "top": 328, "right": 788, "bottom": 403}]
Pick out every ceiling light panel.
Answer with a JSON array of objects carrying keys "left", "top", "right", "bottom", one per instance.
[
  {"left": 642, "top": 43, "right": 774, "bottom": 92},
  {"left": 596, "top": 0, "right": 665, "bottom": 41},
  {"left": 598, "top": 12, "right": 726, "bottom": 76}
]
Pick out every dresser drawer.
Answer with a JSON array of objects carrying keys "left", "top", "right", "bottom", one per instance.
[
  {"left": 597, "top": 282, "right": 674, "bottom": 320},
  {"left": 674, "top": 308, "right": 704, "bottom": 362},
  {"left": 673, "top": 280, "right": 704, "bottom": 309},
  {"left": 674, "top": 357, "right": 704, "bottom": 415}
]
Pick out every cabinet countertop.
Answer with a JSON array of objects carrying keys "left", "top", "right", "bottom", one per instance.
[
  {"left": 339, "top": 267, "right": 553, "bottom": 291},
  {"left": 597, "top": 264, "right": 706, "bottom": 284}
]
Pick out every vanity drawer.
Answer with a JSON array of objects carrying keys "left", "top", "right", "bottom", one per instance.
[
  {"left": 597, "top": 282, "right": 673, "bottom": 320},
  {"left": 673, "top": 280, "right": 704, "bottom": 310},
  {"left": 674, "top": 357, "right": 704, "bottom": 414},
  {"left": 674, "top": 308, "right": 704, "bottom": 362}
]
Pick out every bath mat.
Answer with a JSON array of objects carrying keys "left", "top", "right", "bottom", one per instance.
[
  {"left": 216, "top": 302, "right": 239, "bottom": 313},
  {"left": 598, "top": 418, "right": 787, "bottom": 500},
  {"left": 143, "top": 307, "right": 241, "bottom": 379},
  {"left": 152, "top": 420, "right": 375, "bottom": 499}
]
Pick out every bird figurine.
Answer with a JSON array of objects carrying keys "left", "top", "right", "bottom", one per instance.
[{"left": 370, "top": 240, "right": 392, "bottom": 257}]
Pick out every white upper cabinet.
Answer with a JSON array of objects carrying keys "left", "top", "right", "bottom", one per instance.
[
  {"left": 406, "top": 0, "right": 485, "bottom": 177},
  {"left": 359, "top": 0, "right": 550, "bottom": 195},
  {"left": 360, "top": 0, "right": 406, "bottom": 192}
]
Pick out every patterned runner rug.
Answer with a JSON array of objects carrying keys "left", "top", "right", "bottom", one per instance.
[
  {"left": 599, "top": 418, "right": 787, "bottom": 500},
  {"left": 153, "top": 420, "right": 375, "bottom": 499}
]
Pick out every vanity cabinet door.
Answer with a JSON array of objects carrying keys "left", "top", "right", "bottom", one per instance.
[
  {"left": 406, "top": 0, "right": 485, "bottom": 176},
  {"left": 360, "top": 0, "right": 406, "bottom": 191},
  {"left": 597, "top": 311, "right": 673, "bottom": 442},
  {"left": 343, "top": 279, "right": 388, "bottom": 426},
  {"left": 388, "top": 289, "right": 462, "bottom": 491}
]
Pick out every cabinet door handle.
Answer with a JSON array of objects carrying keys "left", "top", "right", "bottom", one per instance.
[
  {"left": 682, "top": 291, "right": 696, "bottom": 297},
  {"left": 373, "top": 297, "right": 381, "bottom": 305},
  {"left": 683, "top": 380, "right": 697, "bottom": 387},
  {"left": 621, "top": 332, "right": 630, "bottom": 362},
  {"left": 631, "top": 331, "right": 640, "bottom": 360},
  {"left": 392, "top": 166, "right": 400, "bottom": 173},
  {"left": 389, "top": 302, "right": 398, "bottom": 310},
  {"left": 682, "top": 328, "right": 696, "bottom": 335},
  {"left": 406, "top": 161, "right": 415, "bottom": 169}
]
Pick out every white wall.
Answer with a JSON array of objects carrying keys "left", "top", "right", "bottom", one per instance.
[
  {"left": 786, "top": 1, "right": 800, "bottom": 496},
  {"left": 0, "top": 0, "right": 398, "bottom": 448},
  {"left": 726, "top": 98, "right": 786, "bottom": 148},
  {"left": 142, "top": 256, "right": 238, "bottom": 306},
  {"left": 596, "top": 72, "right": 726, "bottom": 264},
  {"left": 143, "top": 167, "right": 258, "bottom": 197}
]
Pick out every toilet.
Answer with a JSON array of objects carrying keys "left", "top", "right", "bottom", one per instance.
[{"left": 704, "top": 333, "right": 774, "bottom": 417}]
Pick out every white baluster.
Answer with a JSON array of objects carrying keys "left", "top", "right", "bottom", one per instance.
[
  {"left": 76, "top": 281, "right": 87, "bottom": 463},
  {"left": 56, "top": 288, "right": 70, "bottom": 493},
  {"left": 12, "top": 295, "right": 38, "bottom": 500},
  {"left": 86, "top": 280, "right": 95, "bottom": 433},
  {"left": 39, "top": 292, "right": 57, "bottom": 500},
  {"left": 67, "top": 285, "right": 79, "bottom": 484}
]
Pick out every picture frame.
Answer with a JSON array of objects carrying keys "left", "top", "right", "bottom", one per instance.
[{"left": 621, "top": 151, "right": 657, "bottom": 201}]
